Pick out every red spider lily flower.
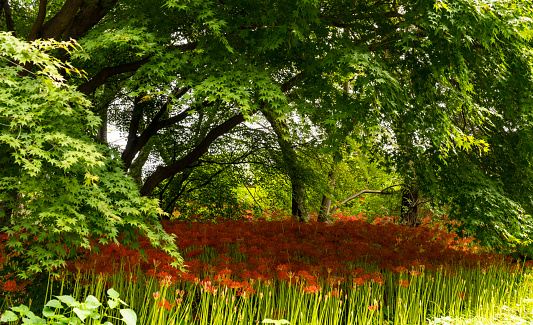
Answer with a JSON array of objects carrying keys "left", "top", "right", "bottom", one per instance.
[
  {"left": 2, "top": 280, "right": 18, "bottom": 292},
  {"left": 458, "top": 292, "right": 468, "bottom": 299},
  {"left": 303, "top": 285, "right": 320, "bottom": 294},
  {"left": 394, "top": 266, "right": 408, "bottom": 273},
  {"left": 353, "top": 278, "right": 365, "bottom": 287},
  {"left": 367, "top": 300, "right": 380, "bottom": 311},
  {"left": 331, "top": 288, "right": 342, "bottom": 297},
  {"left": 158, "top": 298, "right": 172, "bottom": 310},
  {"left": 153, "top": 291, "right": 161, "bottom": 299},
  {"left": 374, "top": 277, "right": 385, "bottom": 285},
  {"left": 158, "top": 275, "right": 173, "bottom": 287},
  {"left": 399, "top": 280, "right": 409, "bottom": 288}
]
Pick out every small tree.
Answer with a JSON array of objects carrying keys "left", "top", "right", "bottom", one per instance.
[{"left": 0, "top": 33, "right": 182, "bottom": 277}]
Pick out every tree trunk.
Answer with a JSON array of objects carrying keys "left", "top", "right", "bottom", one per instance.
[
  {"left": 262, "top": 110, "right": 310, "bottom": 222},
  {"left": 400, "top": 185, "right": 420, "bottom": 226},
  {"left": 97, "top": 106, "right": 107, "bottom": 143},
  {"left": 129, "top": 140, "right": 153, "bottom": 186},
  {"left": 318, "top": 169, "right": 336, "bottom": 222}
]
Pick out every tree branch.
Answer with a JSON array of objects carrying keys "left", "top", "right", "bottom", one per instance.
[
  {"left": 282, "top": 71, "right": 306, "bottom": 93},
  {"left": 329, "top": 184, "right": 401, "bottom": 216},
  {"left": 62, "top": 0, "right": 118, "bottom": 40},
  {"left": 121, "top": 87, "right": 193, "bottom": 169},
  {"left": 77, "top": 58, "right": 150, "bottom": 95},
  {"left": 77, "top": 42, "right": 198, "bottom": 96},
  {"left": 140, "top": 112, "right": 250, "bottom": 196},
  {"left": 2, "top": 0, "right": 16, "bottom": 35},
  {"left": 39, "top": 0, "right": 85, "bottom": 40},
  {"left": 28, "top": 0, "right": 48, "bottom": 41}
]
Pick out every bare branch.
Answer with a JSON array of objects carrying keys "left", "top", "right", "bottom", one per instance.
[{"left": 329, "top": 184, "right": 402, "bottom": 216}]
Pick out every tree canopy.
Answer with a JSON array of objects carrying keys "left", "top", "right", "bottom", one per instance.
[{"left": 1, "top": 0, "right": 533, "bottom": 268}]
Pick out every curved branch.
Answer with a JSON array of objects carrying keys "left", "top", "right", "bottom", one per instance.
[
  {"left": 77, "top": 58, "right": 150, "bottom": 95},
  {"left": 328, "top": 184, "right": 402, "bottom": 217},
  {"left": 140, "top": 112, "right": 250, "bottom": 196},
  {"left": 77, "top": 42, "right": 198, "bottom": 96},
  {"left": 121, "top": 87, "right": 193, "bottom": 169}
]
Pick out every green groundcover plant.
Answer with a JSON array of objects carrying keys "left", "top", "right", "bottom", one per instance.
[{"left": 0, "top": 289, "right": 136, "bottom": 325}]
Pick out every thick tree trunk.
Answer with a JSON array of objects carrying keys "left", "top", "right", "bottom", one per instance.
[
  {"left": 400, "top": 185, "right": 420, "bottom": 226},
  {"left": 1, "top": 0, "right": 16, "bottom": 35},
  {"left": 291, "top": 185, "right": 309, "bottom": 221},
  {"left": 262, "top": 110, "right": 310, "bottom": 222},
  {"left": 129, "top": 140, "right": 153, "bottom": 186}
]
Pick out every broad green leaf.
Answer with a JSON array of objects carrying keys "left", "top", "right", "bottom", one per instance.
[
  {"left": 55, "top": 295, "right": 79, "bottom": 307},
  {"left": 72, "top": 308, "right": 91, "bottom": 322},
  {"left": 45, "top": 300, "right": 63, "bottom": 309},
  {"left": 0, "top": 311, "right": 18, "bottom": 322},
  {"left": 120, "top": 309, "right": 137, "bottom": 325}
]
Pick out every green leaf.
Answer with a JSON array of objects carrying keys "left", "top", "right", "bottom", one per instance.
[
  {"left": 72, "top": 308, "right": 91, "bottom": 322},
  {"left": 55, "top": 295, "right": 79, "bottom": 307},
  {"left": 107, "top": 288, "right": 120, "bottom": 299},
  {"left": 41, "top": 307, "right": 55, "bottom": 318},
  {"left": 45, "top": 300, "right": 63, "bottom": 309},
  {"left": 120, "top": 309, "right": 137, "bottom": 325},
  {"left": 108, "top": 299, "right": 119, "bottom": 309},
  {"left": 0, "top": 311, "right": 18, "bottom": 322},
  {"left": 84, "top": 295, "right": 101, "bottom": 309},
  {"left": 11, "top": 305, "right": 30, "bottom": 313}
]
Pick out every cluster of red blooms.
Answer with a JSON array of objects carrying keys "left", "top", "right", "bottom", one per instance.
[{"left": 0, "top": 214, "right": 520, "bottom": 297}]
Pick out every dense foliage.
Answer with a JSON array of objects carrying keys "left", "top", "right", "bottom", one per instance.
[{"left": 0, "top": 33, "right": 182, "bottom": 276}]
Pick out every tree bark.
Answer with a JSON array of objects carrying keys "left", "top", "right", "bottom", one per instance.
[
  {"left": 28, "top": 0, "right": 47, "bottom": 41},
  {"left": 129, "top": 139, "right": 153, "bottom": 186},
  {"left": 318, "top": 169, "right": 336, "bottom": 222},
  {"left": 400, "top": 184, "right": 420, "bottom": 226},
  {"left": 1, "top": 0, "right": 16, "bottom": 35},
  {"left": 62, "top": 0, "right": 117, "bottom": 40},
  {"left": 39, "top": 0, "right": 85, "bottom": 40},
  {"left": 262, "top": 110, "right": 310, "bottom": 222}
]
